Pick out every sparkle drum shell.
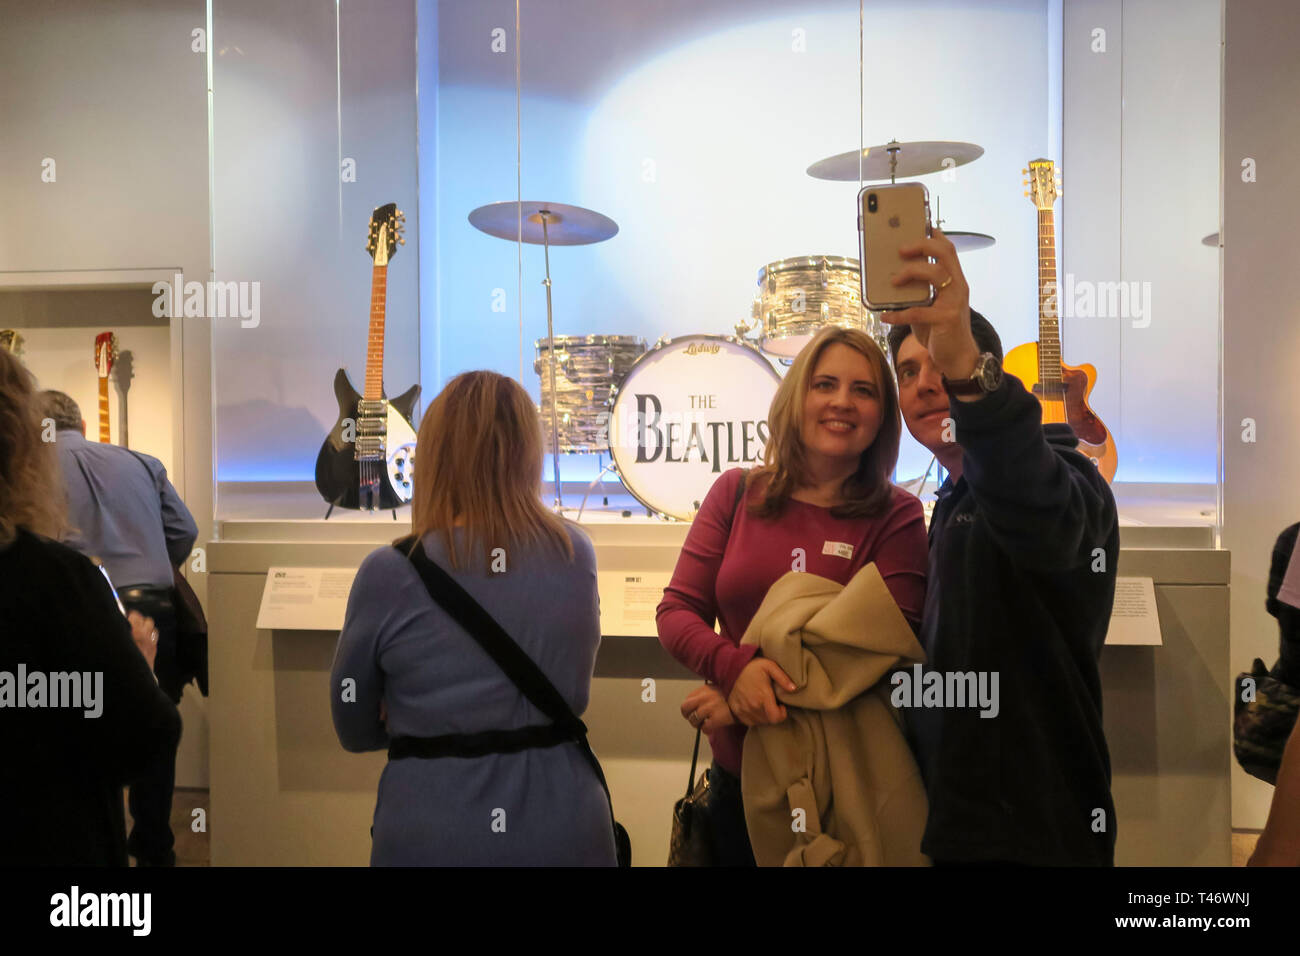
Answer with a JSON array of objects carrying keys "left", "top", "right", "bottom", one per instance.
[
  {"left": 534, "top": 334, "right": 646, "bottom": 454},
  {"left": 754, "top": 255, "right": 886, "bottom": 358},
  {"left": 608, "top": 334, "right": 781, "bottom": 521}
]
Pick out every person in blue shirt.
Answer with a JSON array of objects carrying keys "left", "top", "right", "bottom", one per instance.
[
  {"left": 41, "top": 389, "right": 198, "bottom": 867},
  {"left": 331, "top": 370, "right": 615, "bottom": 865},
  {"left": 883, "top": 229, "right": 1118, "bottom": 866}
]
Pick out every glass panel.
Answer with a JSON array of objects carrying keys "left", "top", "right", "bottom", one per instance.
[
  {"left": 496, "top": 0, "right": 1063, "bottom": 516},
  {"left": 208, "top": 0, "right": 1225, "bottom": 531},
  {"left": 211, "top": 0, "right": 423, "bottom": 519}
]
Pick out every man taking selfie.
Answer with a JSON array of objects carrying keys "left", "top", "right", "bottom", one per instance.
[{"left": 883, "top": 228, "right": 1118, "bottom": 866}]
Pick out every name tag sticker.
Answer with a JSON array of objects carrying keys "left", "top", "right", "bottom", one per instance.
[{"left": 822, "top": 541, "right": 854, "bottom": 560}]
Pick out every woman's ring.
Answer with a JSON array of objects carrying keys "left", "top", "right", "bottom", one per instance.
[
  {"left": 938, "top": 274, "right": 954, "bottom": 291},
  {"left": 151, "top": 630, "right": 159, "bottom": 643}
]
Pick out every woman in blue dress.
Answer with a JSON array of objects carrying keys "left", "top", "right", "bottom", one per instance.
[{"left": 330, "top": 370, "right": 615, "bottom": 865}]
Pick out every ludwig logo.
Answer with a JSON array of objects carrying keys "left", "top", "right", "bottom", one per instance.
[{"left": 683, "top": 343, "right": 721, "bottom": 356}]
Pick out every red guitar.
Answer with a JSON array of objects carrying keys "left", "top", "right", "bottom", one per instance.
[{"left": 93, "top": 332, "right": 118, "bottom": 444}]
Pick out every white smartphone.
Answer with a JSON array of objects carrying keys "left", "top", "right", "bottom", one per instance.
[
  {"left": 97, "top": 562, "right": 127, "bottom": 616},
  {"left": 857, "top": 182, "right": 934, "bottom": 311}
]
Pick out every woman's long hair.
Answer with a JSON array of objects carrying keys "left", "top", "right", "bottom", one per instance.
[
  {"left": 0, "top": 349, "right": 65, "bottom": 545},
  {"left": 748, "top": 325, "right": 901, "bottom": 520},
  {"left": 405, "top": 370, "right": 574, "bottom": 570}
]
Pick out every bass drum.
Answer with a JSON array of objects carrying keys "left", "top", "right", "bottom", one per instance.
[{"left": 608, "top": 334, "right": 781, "bottom": 521}]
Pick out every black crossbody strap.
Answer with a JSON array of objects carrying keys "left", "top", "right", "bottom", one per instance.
[
  {"left": 400, "top": 538, "right": 586, "bottom": 734},
  {"left": 394, "top": 537, "right": 617, "bottom": 803}
]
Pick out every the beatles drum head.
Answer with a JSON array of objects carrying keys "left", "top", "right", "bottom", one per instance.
[{"left": 608, "top": 335, "right": 781, "bottom": 521}]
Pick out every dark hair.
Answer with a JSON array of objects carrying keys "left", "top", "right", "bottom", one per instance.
[
  {"left": 887, "top": 309, "right": 1004, "bottom": 367},
  {"left": 39, "top": 390, "right": 83, "bottom": 431}
]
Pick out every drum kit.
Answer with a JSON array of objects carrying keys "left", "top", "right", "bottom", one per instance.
[{"left": 468, "top": 139, "right": 995, "bottom": 521}]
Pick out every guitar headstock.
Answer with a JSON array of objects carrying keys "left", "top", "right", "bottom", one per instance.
[
  {"left": 94, "top": 332, "right": 118, "bottom": 378},
  {"left": 0, "top": 329, "right": 23, "bottom": 358},
  {"left": 365, "top": 202, "right": 406, "bottom": 266},
  {"left": 1023, "top": 158, "right": 1062, "bottom": 210}
]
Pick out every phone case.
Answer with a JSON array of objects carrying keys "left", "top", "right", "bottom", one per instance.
[{"left": 857, "top": 182, "right": 933, "bottom": 311}]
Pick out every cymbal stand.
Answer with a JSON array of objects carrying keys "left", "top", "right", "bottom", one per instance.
[
  {"left": 887, "top": 140, "right": 900, "bottom": 184},
  {"left": 540, "top": 210, "right": 563, "bottom": 509}
]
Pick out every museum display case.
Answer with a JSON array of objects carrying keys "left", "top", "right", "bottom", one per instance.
[{"left": 199, "top": 0, "right": 1231, "bottom": 866}]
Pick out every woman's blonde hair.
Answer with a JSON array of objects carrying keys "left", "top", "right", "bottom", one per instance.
[
  {"left": 748, "top": 325, "right": 901, "bottom": 519},
  {"left": 0, "top": 349, "right": 65, "bottom": 545},
  {"left": 405, "top": 370, "right": 575, "bottom": 570}
]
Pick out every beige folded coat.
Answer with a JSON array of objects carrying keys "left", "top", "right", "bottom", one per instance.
[{"left": 740, "top": 564, "right": 930, "bottom": 866}]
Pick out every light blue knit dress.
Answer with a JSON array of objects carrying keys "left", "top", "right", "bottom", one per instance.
[{"left": 330, "top": 523, "right": 616, "bottom": 866}]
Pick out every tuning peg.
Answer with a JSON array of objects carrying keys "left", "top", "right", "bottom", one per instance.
[
  {"left": 398, "top": 237, "right": 406, "bottom": 245},
  {"left": 1024, "top": 191, "right": 1030, "bottom": 198}
]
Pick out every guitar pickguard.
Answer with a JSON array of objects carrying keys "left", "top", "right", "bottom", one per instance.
[{"left": 314, "top": 368, "right": 421, "bottom": 511}]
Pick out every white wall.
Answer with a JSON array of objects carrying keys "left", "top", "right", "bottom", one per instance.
[{"left": 1223, "top": 0, "right": 1300, "bottom": 829}]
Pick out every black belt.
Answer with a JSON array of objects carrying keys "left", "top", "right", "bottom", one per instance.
[
  {"left": 388, "top": 719, "right": 585, "bottom": 761},
  {"left": 119, "top": 586, "right": 173, "bottom": 608}
]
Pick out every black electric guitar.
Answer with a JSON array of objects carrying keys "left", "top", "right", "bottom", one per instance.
[{"left": 314, "top": 203, "right": 420, "bottom": 515}]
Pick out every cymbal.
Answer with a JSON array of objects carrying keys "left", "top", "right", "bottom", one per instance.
[
  {"left": 468, "top": 201, "right": 619, "bottom": 246},
  {"left": 807, "top": 140, "right": 985, "bottom": 181},
  {"left": 944, "top": 230, "right": 996, "bottom": 251}
]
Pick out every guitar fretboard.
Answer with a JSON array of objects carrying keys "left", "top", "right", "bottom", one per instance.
[
  {"left": 98, "top": 377, "right": 111, "bottom": 443},
  {"left": 1037, "top": 208, "right": 1062, "bottom": 390},
  {"left": 363, "top": 264, "right": 387, "bottom": 402}
]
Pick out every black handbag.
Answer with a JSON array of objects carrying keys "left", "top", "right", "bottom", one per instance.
[
  {"left": 668, "top": 726, "right": 715, "bottom": 866},
  {"left": 667, "top": 469, "right": 751, "bottom": 867},
  {"left": 1234, "top": 657, "right": 1300, "bottom": 784},
  {"left": 393, "top": 537, "right": 631, "bottom": 866}
]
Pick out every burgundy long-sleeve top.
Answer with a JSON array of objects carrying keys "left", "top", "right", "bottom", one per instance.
[{"left": 656, "top": 467, "right": 928, "bottom": 775}]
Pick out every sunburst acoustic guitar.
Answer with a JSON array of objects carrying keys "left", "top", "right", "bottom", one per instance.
[{"left": 1004, "top": 159, "right": 1118, "bottom": 482}]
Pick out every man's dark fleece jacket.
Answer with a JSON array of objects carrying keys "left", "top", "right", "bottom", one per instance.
[{"left": 904, "top": 370, "right": 1119, "bottom": 866}]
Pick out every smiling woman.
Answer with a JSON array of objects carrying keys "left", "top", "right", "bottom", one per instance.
[
  {"left": 656, "top": 324, "right": 928, "bottom": 866},
  {"left": 751, "top": 325, "right": 902, "bottom": 519}
]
